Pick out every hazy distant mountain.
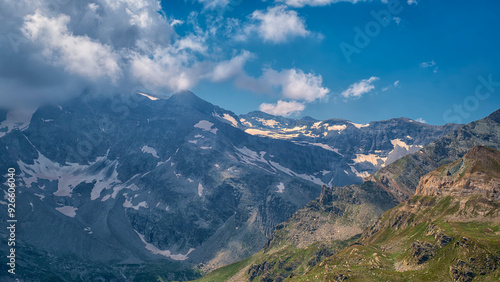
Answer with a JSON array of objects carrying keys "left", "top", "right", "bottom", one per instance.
[
  {"left": 239, "top": 110, "right": 459, "bottom": 183},
  {"left": 0, "top": 91, "right": 459, "bottom": 280}
]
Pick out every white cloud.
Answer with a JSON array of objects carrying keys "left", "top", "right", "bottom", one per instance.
[
  {"left": 407, "top": 0, "right": 418, "bottom": 5},
  {"left": 341, "top": 76, "right": 379, "bottom": 98},
  {"left": 250, "top": 5, "right": 310, "bottom": 44},
  {"left": 393, "top": 17, "right": 401, "bottom": 25},
  {"left": 236, "top": 68, "right": 330, "bottom": 102},
  {"left": 0, "top": 0, "right": 329, "bottom": 110},
  {"left": 175, "top": 34, "right": 208, "bottom": 53},
  {"left": 415, "top": 118, "right": 426, "bottom": 123},
  {"left": 195, "top": 0, "right": 230, "bottom": 10},
  {"left": 22, "top": 11, "right": 122, "bottom": 83},
  {"left": 394, "top": 80, "right": 400, "bottom": 87},
  {"left": 419, "top": 60, "right": 436, "bottom": 68},
  {"left": 263, "top": 69, "right": 329, "bottom": 102},
  {"left": 209, "top": 51, "right": 254, "bottom": 82},
  {"left": 170, "top": 19, "right": 184, "bottom": 26},
  {"left": 259, "top": 100, "right": 305, "bottom": 116},
  {"left": 419, "top": 60, "right": 438, "bottom": 73}
]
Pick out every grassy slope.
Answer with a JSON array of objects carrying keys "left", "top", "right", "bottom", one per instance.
[
  {"left": 198, "top": 237, "right": 358, "bottom": 282},
  {"left": 293, "top": 195, "right": 500, "bottom": 281}
]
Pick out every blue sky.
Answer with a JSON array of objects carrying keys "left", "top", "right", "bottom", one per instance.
[{"left": 1, "top": 0, "right": 499, "bottom": 125}]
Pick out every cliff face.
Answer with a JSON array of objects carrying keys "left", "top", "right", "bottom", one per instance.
[{"left": 416, "top": 146, "right": 500, "bottom": 199}]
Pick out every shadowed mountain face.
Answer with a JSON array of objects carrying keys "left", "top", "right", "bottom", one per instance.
[
  {"left": 200, "top": 110, "right": 500, "bottom": 282},
  {"left": 0, "top": 92, "right": 459, "bottom": 280}
]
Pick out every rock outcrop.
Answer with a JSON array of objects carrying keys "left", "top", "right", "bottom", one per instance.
[{"left": 416, "top": 145, "right": 500, "bottom": 199}]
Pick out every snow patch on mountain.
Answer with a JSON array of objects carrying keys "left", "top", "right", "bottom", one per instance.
[
  {"left": 254, "top": 117, "right": 280, "bottom": 128},
  {"left": 312, "top": 121, "right": 322, "bottom": 129},
  {"left": 350, "top": 165, "right": 370, "bottom": 178},
  {"left": 56, "top": 206, "right": 77, "bottom": 218},
  {"left": 282, "top": 126, "right": 307, "bottom": 132},
  {"left": 194, "top": 120, "right": 218, "bottom": 134},
  {"left": 198, "top": 183, "right": 204, "bottom": 196},
  {"left": 240, "top": 118, "right": 254, "bottom": 127},
  {"left": 295, "top": 173, "right": 325, "bottom": 186},
  {"left": 235, "top": 146, "right": 268, "bottom": 164},
  {"left": 0, "top": 108, "right": 35, "bottom": 138},
  {"left": 307, "top": 142, "right": 341, "bottom": 154},
  {"left": 384, "top": 138, "right": 424, "bottom": 165},
  {"left": 34, "top": 193, "right": 45, "bottom": 201},
  {"left": 222, "top": 114, "right": 239, "bottom": 127},
  {"left": 112, "top": 183, "right": 140, "bottom": 199},
  {"left": 327, "top": 124, "right": 347, "bottom": 132},
  {"left": 350, "top": 122, "right": 370, "bottom": 129},
  {"left": 353, "top": 153, "right": 387, "bottom": 167},
  {"left": 17, "top": 152, "right": 121, "bottom": 200},
  {"left": 276, "top": 182, "right": 285, "bottom": 193},
  {"left": 245, "top": 128, "right": 298, "bottom": 139},
  {"left": 123, "top": 195, "right": 148, "bottom": 210},
  {"left": 141, "top": 145, "right": 159, "bottom": 158},
  {"left": 138, "top": 92, "right": 159, "bottom": 100},
  {"left": 135, "top": 230, "right": 195, "bottom": 261}
]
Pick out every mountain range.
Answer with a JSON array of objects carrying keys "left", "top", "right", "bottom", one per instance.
[
  {"left": 201, "top": 108, "right": 500, "bottom": 281},
  {"left": 0, "top": 91, "right": 471, "bottom": 281}
]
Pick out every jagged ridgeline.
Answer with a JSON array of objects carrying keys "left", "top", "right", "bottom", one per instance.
[{"left": 200, "top": 109, "right": 500, "bottom": 281}]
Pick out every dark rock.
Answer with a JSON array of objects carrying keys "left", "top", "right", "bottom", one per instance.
[
  {"left": 410, "top": 241, "right": 437, "bottom": 264},
  {"left": 334, "top": 273, "right": 349, "bottom": 281},
  {"left": 436, "top": 232, "right": 453, "bottom": 247},
  {"left": 450, "top": 261, "right": 475, "bottom": 282}
]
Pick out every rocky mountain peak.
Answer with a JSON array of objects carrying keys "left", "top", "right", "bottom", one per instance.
[
  {"left": 486, "top": 108, "right": 500, "bottom": 123},
  {"left": 416, "top": 145, "right": 500, "bottom": 199}
]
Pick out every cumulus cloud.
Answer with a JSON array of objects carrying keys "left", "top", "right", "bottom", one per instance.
[
  {"left": 0, "top": 0, "right": 329, "bottom": 111},
  {"left": 209, "top": 51, "right": 254, "bottom": 82},
  {"left": 0, "top": 0, "right": 181, "bottom": 105},
  {"left": 22, "top": 11, "right": 122, "bottom": 83},
  {"left": 407, "top": 0, "right": 418, "bottom": 5},
  {"left": 0, "top": 0, "right": 265, "bottom": 106},
  {"left": 259, "top": 100, "right": 305, "bottom": 116},
  {"left": 250, "top": 5, "right": 310, "bottom": 44},
  {"left": 235, "top": 68, "right": 330, "bottom": 103},
  {"left": 341, "top": 76, "right": 379, "bottom": 98},
  {"left": 236, "top": 68, "right": 329, "bottom": 116},
  {"left": 415, "top": 117, "right": 426, "bottom": 123},
  {"left": 262, "top": 68, "right": 329, "bottom": 101}
]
